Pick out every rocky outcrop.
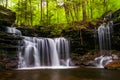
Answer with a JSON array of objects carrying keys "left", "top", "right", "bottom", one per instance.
[
  {"left": 0, "top": 5, "right": 16, "bottom": 26},
  {"left": 0, "top": 53, "right": 18, "bottom": 70},
  {"left": 0, "top": 31, "right": 21, "bottom": 70},
  {"left": 0, "top": 6, "right": 20, "bottom": 70},
  {"left": 104, "top": 60, "right": 120, "bottom": 69},
  {"left": 0, "top": 31, "right": 22, "bottom": 50}
]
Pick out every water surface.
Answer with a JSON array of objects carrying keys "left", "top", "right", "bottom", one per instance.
[{"left": 0, "top": 68, "right": 119, "bottom": 80}]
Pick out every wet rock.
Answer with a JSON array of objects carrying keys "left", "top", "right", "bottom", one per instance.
[
  {"left": 5, "top": 61, "right": 18, "bottom": 70},
  {"left": 71, "top": 52, "right": 99, "bottom": 66},
  {"left": 112, "top": 54, "right": 119, "bottom": 60},
  {"left": 0, "top": 31, "right": 22, "bottom": 50},
  {"left": 0, "top": 54, "right": 18, "bottom": 70},
  {"left": 82, "top": 61, "right": 96, "bottom": 66},
  {"left": 104, "top": 60, "right": 120, "bottom": 69}
]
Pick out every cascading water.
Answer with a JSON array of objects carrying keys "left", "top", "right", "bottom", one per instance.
[
  {"left": 18, "top": 37, "right": 70, "bottom": 69},
  {"left": 6, "top": 27, "right": 71, "bottom": 69},
  {"left": 98, "top": 21, "right": 113, "bottom": 53},
  {"left": 6, "top": 27, "right": 21, "bottom": 35},
  {"left": 95, "top": 21, "right": 113, "bottom": 68}
]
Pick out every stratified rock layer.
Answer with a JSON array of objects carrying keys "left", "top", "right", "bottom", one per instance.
[{"left": 0, "top": 5, "right": 16, "bottom": 26}]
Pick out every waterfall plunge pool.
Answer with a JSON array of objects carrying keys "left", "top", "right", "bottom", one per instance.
[
  {"left": 17, "top": 66, "right": 78, "bottom": 70},
  {"left": 0, "top": 68, "right": 120, "bottom": 80}
]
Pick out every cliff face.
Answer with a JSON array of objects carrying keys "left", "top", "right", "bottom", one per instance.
[
  {"left": 0, "top": 6, "right": 20, "bottom": 70},
  {"left": 0, "top": 5, "right": 16, "bottom": 26}
]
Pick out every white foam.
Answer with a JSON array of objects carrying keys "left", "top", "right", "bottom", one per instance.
[{"left": 17, "top": 66, "right": 78, "bottom": 70}]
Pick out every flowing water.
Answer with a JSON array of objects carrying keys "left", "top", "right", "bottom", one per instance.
[
  {"left": 97, "top": 21, "right": 113, "bottom": 52},
  {"left": 6, "top": 27, "right": 71, "bottom": 69},
  {"left": 0, "top": 68, "right": 120, "bottom": 80},
  {"left": 95, "top": 21, "right": 113, "bottom": 68},
  {"left": 6, "top": 27, "right": 22, "bottom": 35},
  {"left": 18, "top": 37, "right": 71, "bottom": 69}
]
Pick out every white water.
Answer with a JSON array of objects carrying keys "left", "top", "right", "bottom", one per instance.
[
  {"left": 6, "top": 27, "right": 21, "bottom": 35},
  {"left": 95, "top": 21, "right": 113, "bottom": 68},
  {"left": 97, "top": 21, "right": 113, "bottom": 52},
  {"left": 95, "top": 55, "right": 112, "bottom": 68},
  {"left": 18, "top": 37, "right": 71, "bottom": 69},
  {"left": 6, "top": 27, "right": 72, "bottom": 69}
]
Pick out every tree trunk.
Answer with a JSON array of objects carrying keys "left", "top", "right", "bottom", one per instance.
[
  {"left": 46, "top": 0, "right": 49, "bottom": 25},
  {"left": 69, "top": 7, "right": 74, "bottom": 22},
  {"left": 55, "top": 0, "right": 59, "bottom": 23},
  {"left": 5, "top": 0, "right": 8, "bottom": 8},
  {"left": 29, "top": 0, "right": 33, "bottom": 27},
  {"left": 90, "top": 0, "right": 93, "bottom": 19},
  {"left": 63, "top": 1, "right": 71, "bottom": 23},
  {"left": 16, "top": 0, "right": 20, "bottom": 24},
  {"left": 73, "top": 2, "right": 80, "bottom": 21},
  {"left": 40, "top": 0, "right": 42, "bottom": 23},
  {"left": 80, "top": 29, "right": 83, "bottom": 45},
  {"left": 82, "top": 0, "right": 87, "bottom": 23},
  {"left": 24, "top": 0, "right": 27, "bottom": 25}
]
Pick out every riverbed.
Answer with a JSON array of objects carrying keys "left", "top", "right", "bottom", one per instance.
[{"left": 0, "top": 68, "right": 120, "bottom": 80}]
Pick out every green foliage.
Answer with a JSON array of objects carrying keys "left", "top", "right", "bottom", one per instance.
[{"left": 0, "top": 0, "right": 120, "bottom": 27}]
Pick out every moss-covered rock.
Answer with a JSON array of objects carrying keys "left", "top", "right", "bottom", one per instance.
[{"left": 0, "top": 5, "right": 16, "bottom": 26}]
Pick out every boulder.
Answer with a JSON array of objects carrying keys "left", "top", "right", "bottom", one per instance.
[
  {"left": 104, "top": 60, "right": 120, "bottom": 69},
  {"left": 0, "top": 31, "right": 22, "bottom": 50},
  {"left": 0, "top": 5, "right": 16, "bottom": 26},
  {"left": 0, "top": 54, "right": 18, "bottom": 70}
]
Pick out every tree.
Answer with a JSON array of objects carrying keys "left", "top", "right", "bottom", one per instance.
[
  {"left": 5, "top": 0, "right": 8, "bottom": 8},
  {"left": 2, "top": 0, "right": 120, "bottom": 27},
  {"left": 82, "top": 0, "right": 87, "bottom": 23},
  {"left": 40, "top": 0, "right": 43, "bottom": 23}
]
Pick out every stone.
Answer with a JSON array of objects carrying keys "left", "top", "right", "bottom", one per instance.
[
  {"left": 0, "top": 53, "right": 18, "bottom": 70},
  {"left": 112, "top": 54, "right": 119, "bottom": 60},
  {"left": 104, "top": 60, "right": 120, "bottom": 69},
  {"left": 0, "top": 5, "right": 16, "bottom": 26}
]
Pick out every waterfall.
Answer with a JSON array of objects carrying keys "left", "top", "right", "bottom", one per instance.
[
  {"left": 97, "top": 21, "right": 113, "bottom": 53},
  {"left": 95, "top": 21, "right": 113, "bottom": 68},
  {"left": 6, "top": 27, "right": 71, "bottom": 69},
  {"left": 18, "top": 37, "right": 70, "bottom": 69},
  {"left": 6, "top": 27, "right": 21, "bottom": 35}
]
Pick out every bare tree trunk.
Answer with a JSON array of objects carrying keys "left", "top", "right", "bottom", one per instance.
[
  {"left": 73, "top": 2, "right": 80, "bottom": 21},
  {"left": 40, "top": 0, "right": 43, "bottom": 23},
  {"left": 90, "top": 0, "right": 93, "bottom": 19},
  {"left": 63, "top": 1, "right": 71, "bottom": 23},
  {"left": 64, "top": 6, "right": 70, "bottom": 23},
  {"left": 82, "top": 0, "right": 87, "bottom": 23},
  {"left": 17, "top": 0, "right": 22, "bottom": 25},
  {"left": 29, "top": 0, "right": 33, "bottom": 27},
  {"left": 69, "top": 7, "right": 74, "bottom": 22},
  {"left": 16, "top": 0, "right": 20, "bottom": 24},
  {"left": 24, "top": 0, "right": 27, "bottom": 25},
  {"left": 103, "top": 0, "right": 108, "bottom": 12},
  {"left": 46, "top": 0, "right": 49, "bottom": 25},
  {"left": 80, "top": 29, "right": 83, "bottom": 45},
  {"left": 55, "top": 0, "right": 59, "bottom": 23},
  {"left": 5, "top": 0, "right": 8, "bottom": 8}
]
